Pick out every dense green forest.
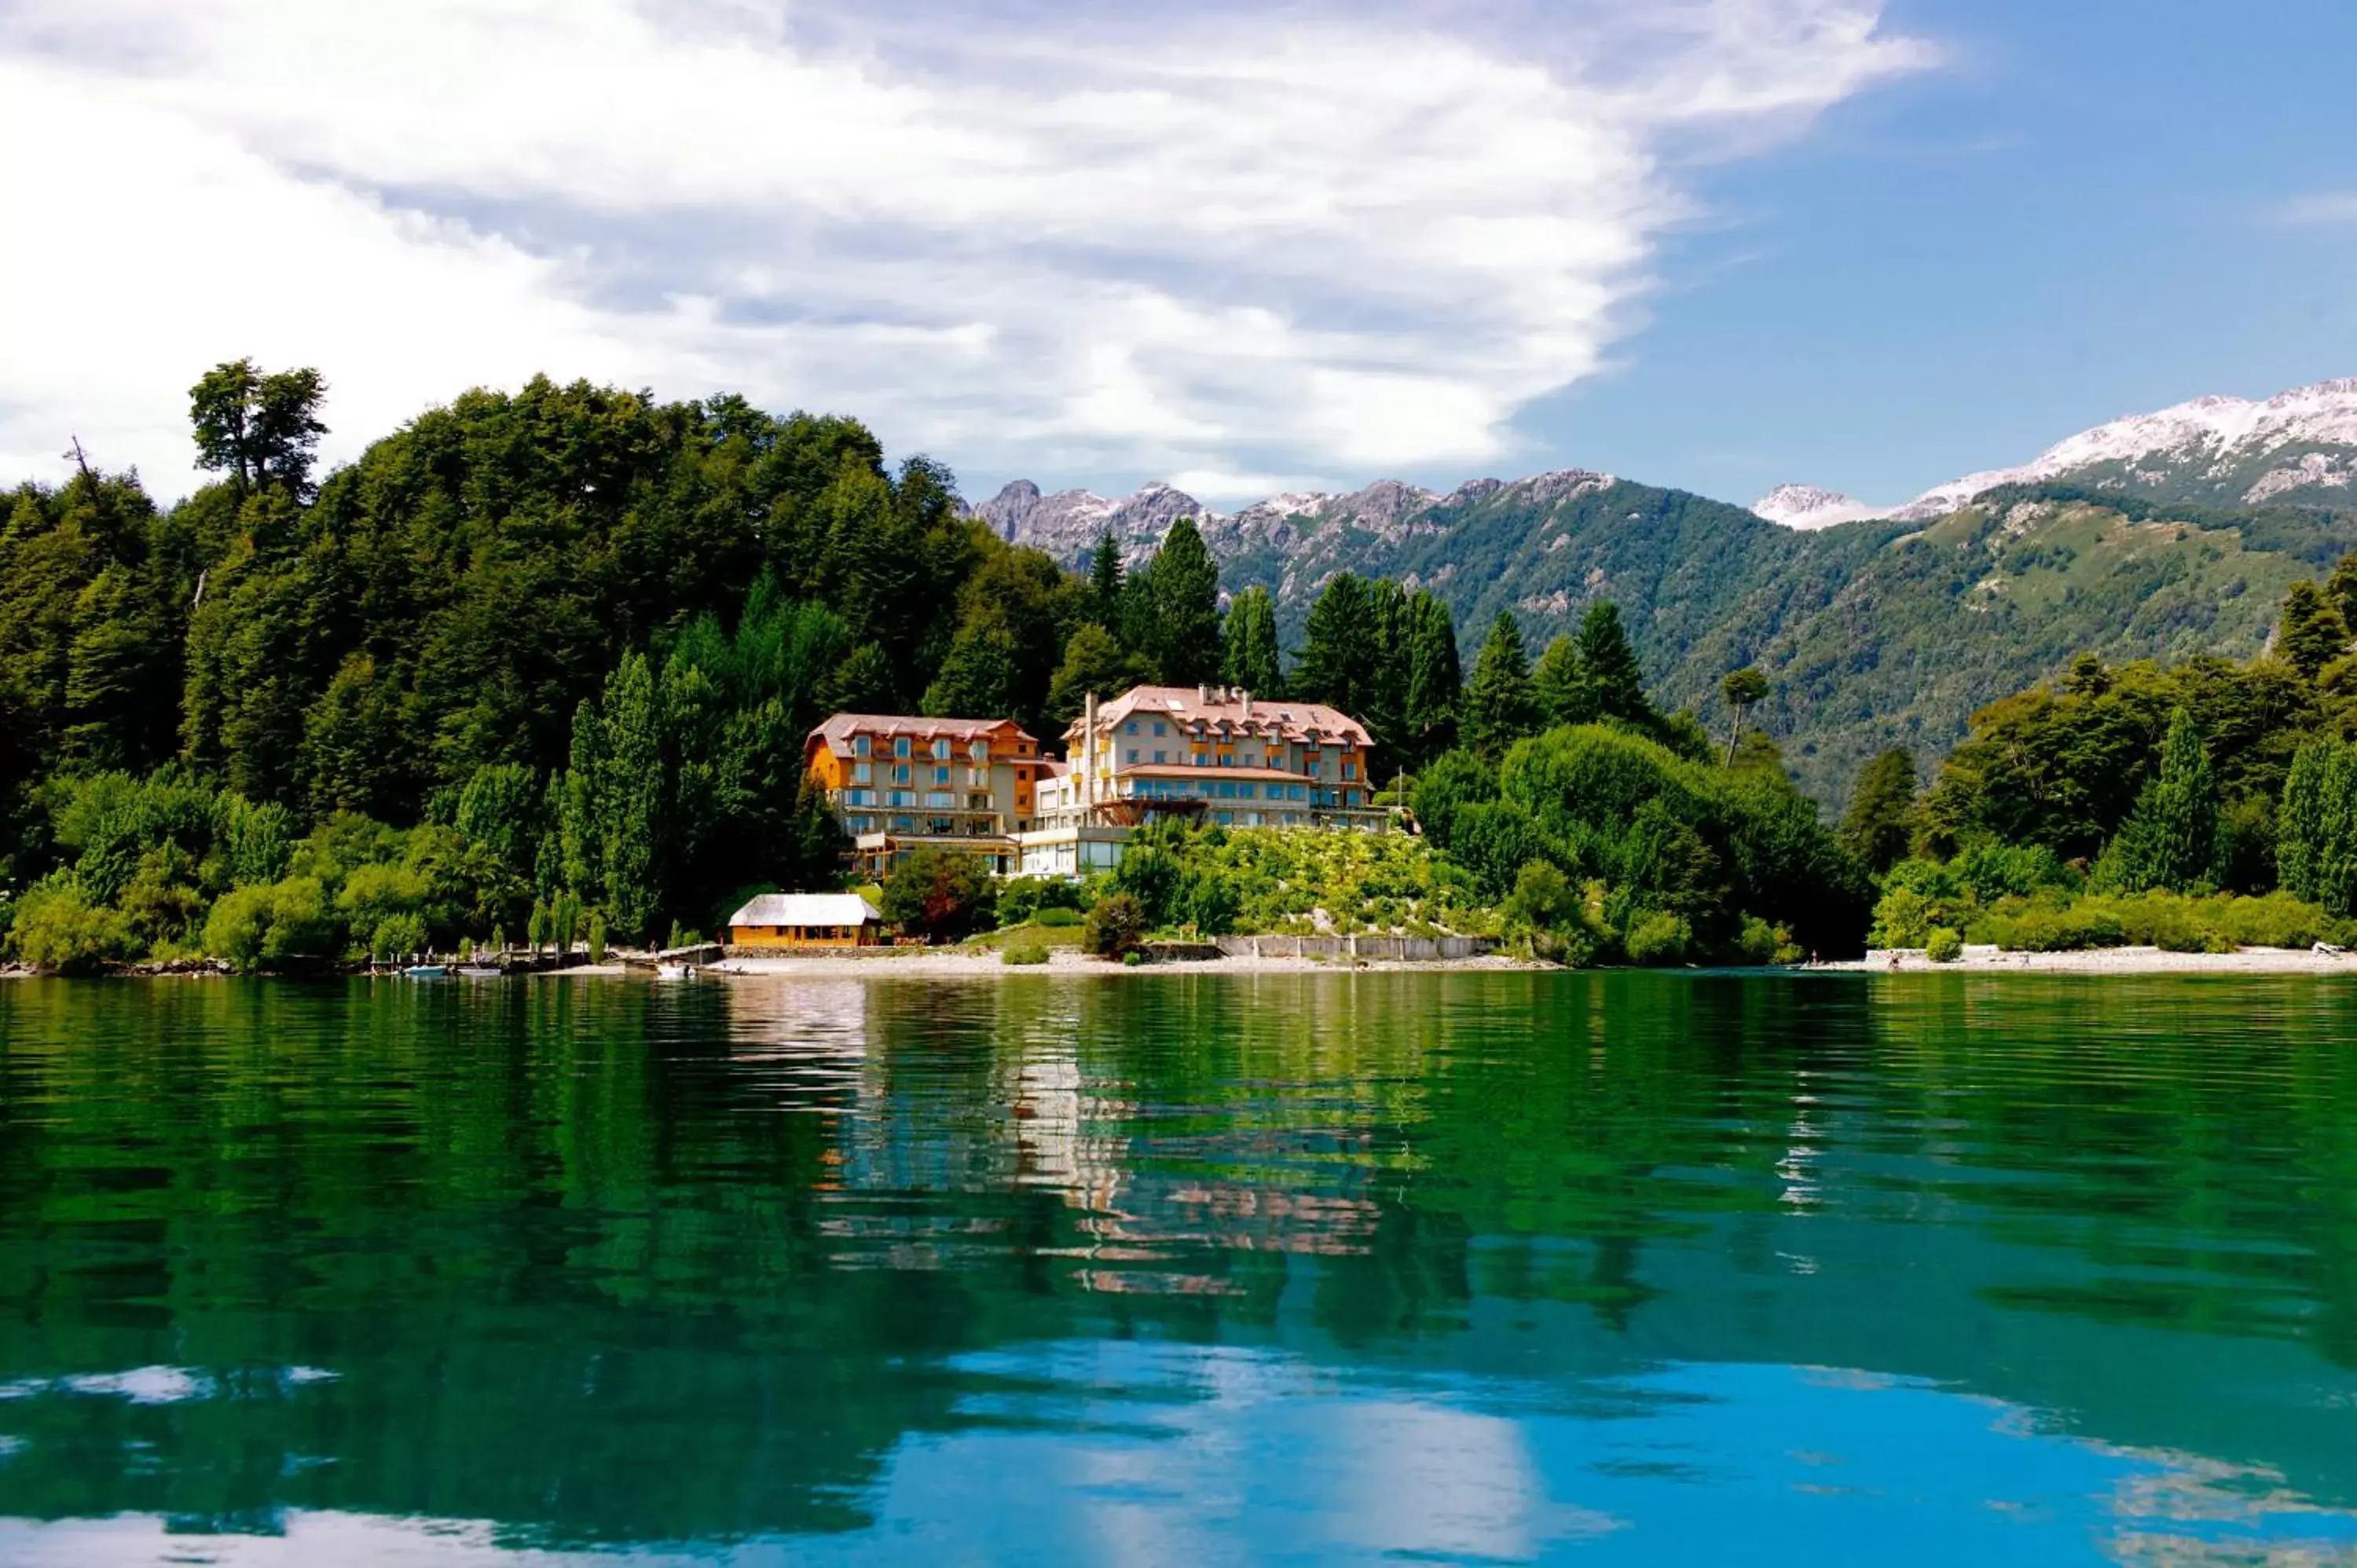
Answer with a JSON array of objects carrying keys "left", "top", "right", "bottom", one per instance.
[
  {"left": 8, "top": 365, "right": 2355, "bottom": 974},
  {"left": 1203, "top": 475, "right": 2357, "bottom": 804},
  {"left": 0, "top": 366, "right": 1505, "bottom": 971},
  {"left": 1842, "top": 549, "right": 2357, "bottom": 956}
]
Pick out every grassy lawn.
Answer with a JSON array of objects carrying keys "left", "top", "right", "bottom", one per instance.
[{"left": 962, "top": 922, "right": 1087, "bottom": 953}]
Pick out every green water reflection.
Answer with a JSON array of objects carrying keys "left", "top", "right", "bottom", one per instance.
[{"left": 1, "top": 973, "right": 2355, "bottom": 1562}]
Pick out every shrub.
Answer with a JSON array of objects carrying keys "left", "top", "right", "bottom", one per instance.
[
  {"left": 1869, "top": 886, "right": 1940, "bottom": 949},
  {"left": 202, "top": 877, "right": 340, "bottom": 973},
  {"left": 1034, "top": 907, "right": 1083, "bottom": 929},
  {"left": 881, "top": 849, "right": 999, "bottom": 944},
  {"left": 1925, "top": 926, "right": 1964, "bottom": 964},
  {"left": 1083, "top": 893, "right": 1147, "bottom": 959},
  {"left": 997, "top": 876, "right": 1084, "bottom": 928},
  {"left": 372, "top": 913, "right": 430, "bottom": 962},
  {"left": 1121, "top": 950, "right": 1145, "bottom": 966},
  {"left": 1502, "top": 859, "right": 1576, "bottom": 935},
  {"left": 1624, "top": 911, "right": 1692, "bottom": 967},
  {"left": 11, "top": 882, "right": 139, "bottom": 975},
  {"left": 1983, "top": 902, "right": 2124, "bottom": 953},
  {"left": 1735, "top": 914, "right": 1781, "bottom": 965},
  {"left": 2207, "top": 891, "right": 2331, "bottom": 950},
  {"left": 1002, "top": 940, "right": 1050, "bottom": 967}
]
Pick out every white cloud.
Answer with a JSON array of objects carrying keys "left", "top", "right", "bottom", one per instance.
[
  {"left": 2278, "top": 192, "right": 2357, "bottom": 227},
  {"left": 0, "top": 0, "right": 1931, "bottom": 501}
]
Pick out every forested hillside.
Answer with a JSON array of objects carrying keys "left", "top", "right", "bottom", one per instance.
[
  {"left": 0, "top": 368, "right": 1274, "bottom": 965},
  {"left": 1185, "top": 479, "right": 2357, "bottom": 803}
]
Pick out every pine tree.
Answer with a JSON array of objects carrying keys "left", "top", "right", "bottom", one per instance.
[
  {"left": 1137, "top": 518, "right": 1222, "bottom": 685},
  {"left": 1088, "top": 532, "right": 1125, "bottom": 628},
  {"left": 2097, "top": 707, "right": 2222, "bottom": 893},
  {"left": 2276, "top": 580, "right": 2350, "bottom": 680},
  {"left": 1294, "top": 573, "right": 1375, "bottom": 714},
  {"left": 1534, "top": 636, "right": 1585, "bottom": 727},
  {"left": 1574, "top": 602, "right": 1651, "bottom": 726},
  {"left": 1222, "top": 585, "right": 1284, "bottom": 698},
  {"left": 1840, "top": 748, "right": 1918, "bottom": 874},
  {"left": 1462, "top": 612, "right": 1541, "bottom": 757},
  {"left": 1362, "top": 577, "right": 1409, "bottom": 755},
  {"left": 1401, "top": 591, "right": 1462, "bottom": 768},
  {"left": 598, "top": 653, "right": 665, "bottom": 940},
  {"left": 2280, "top": 738, "right": 2357, "bottom": 916}
]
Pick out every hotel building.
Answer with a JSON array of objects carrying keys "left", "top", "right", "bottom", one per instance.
[
  {"left": 804, "top": 714, "right": 1048, "bottom": 880},
  {"left": 1015, "top": 684, "right": 1387, "bottom": 877}
]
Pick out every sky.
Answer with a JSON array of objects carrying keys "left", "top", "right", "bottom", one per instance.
[{"left": 0, "top": 0, "right": 2351, "bottom": 511}]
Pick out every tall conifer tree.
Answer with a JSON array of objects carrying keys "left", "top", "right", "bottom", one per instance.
[
  {"left": 2097, "top": 707, "right": 2222, "bottom": 893},
  {"left": 1574, "top": 602, "right": 1651, "bottom": 726},
  {"left": 1222, "top": 585, "right": 1284, "bottom": 698},
  {"left": 1295, "top": 573, "right": 1376, "bottom": 714},
  {"left": 1401, "top": 591, "right": 1462, "bottom": 768},
  {"left": 1462, "top": 612, "right": 1541, "bottom": 757}
]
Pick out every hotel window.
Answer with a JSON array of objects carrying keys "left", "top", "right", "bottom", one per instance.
[
  {"left": 1192, "top": 753, "right": 1208, "bottom": 768},
  {"left": 895, "top": 737, "right": 911, "bottom": 758},
  {"left": 1154, "top": 750, "right": 1167, "bottom": 764},
  {"left": 852, "top": 763, "right": 872, "bottom": 785},
  {"left": 934, "top": 765, "right": 951, "bottom": 785},
  {"left": 1153, "top": 721, "right": 1167, "bottom": 736},
  {"left": 932, "top": 739, "right": 950, "bottom": 760},
  {"left": 1126, "top": 749, "right": 1138, "bottom": 764},
  {"left": 854, "top": 736, "right": 871, "bottom": 758},
  {"left": 970, "top": 740, "right": 989, "bottom": 761},
  {"left": 1342, "top": 762, "right": 1358, "bottom": 780},
  {"left": 893, "top": 764, "right": 912, "bottom": 785}
]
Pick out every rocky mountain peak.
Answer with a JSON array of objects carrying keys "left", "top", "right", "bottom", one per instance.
[{"left": 1753, "top": 484, "right": 1881, "bottom": 530}]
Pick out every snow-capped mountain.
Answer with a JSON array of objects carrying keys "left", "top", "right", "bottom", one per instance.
[
  {"left": 978, "top": 378, "right": 2357, "bottom": 561},
  {"left": 1750, "top": 485, "right": 1880, "bottom": 531},
  {"left": 1886, "top": 379, "right": 2357, "bottom": 518}
]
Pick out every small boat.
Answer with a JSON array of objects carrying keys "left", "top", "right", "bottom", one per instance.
[
  {"left": 401, "top": 965, "right": 448, "bottom": 979},
  {"left": 654, "top": 962, "right": 694, "bottom": 980},
  {"left": 456, "top": 966, "right": 504, "bottom": 979}
]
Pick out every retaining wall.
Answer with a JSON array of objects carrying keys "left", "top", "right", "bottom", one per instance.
[{"left": 1214, "top": 935, "right": 1497, "bottom": 962}]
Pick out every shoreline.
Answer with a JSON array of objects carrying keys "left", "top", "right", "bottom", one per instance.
[
  {"left": 11, "top": 946, "right": 2357, "bottom": 981},
  {"left": 700, "top": 950, "right": 1537, "bottom": 978},
  {"left": 1828, "top": 944, "right": 2357, "bottom": 976}
]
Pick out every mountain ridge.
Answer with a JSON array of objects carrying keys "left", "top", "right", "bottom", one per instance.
[{"left": 971, "top": 376, "right": 2357, "bottom": 807}]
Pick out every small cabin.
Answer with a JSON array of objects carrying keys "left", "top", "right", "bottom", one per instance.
[{"left": 725, "top": 893, "right": 883, "bottom": 949}]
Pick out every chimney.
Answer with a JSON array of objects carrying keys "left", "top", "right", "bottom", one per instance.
[
  {"left": 1083, "top": 691, "right": 1098, "bottom": 815},
  {"left": 1198, "top": 683, "right": 1211, "bottom": 705},
  {"left": 1241, "top": 691, "right": 1253, "bottom": 719}
]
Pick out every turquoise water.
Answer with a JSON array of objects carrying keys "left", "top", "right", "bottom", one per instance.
[{"left": 1, "top": 973, "right": 2354, "bottom": 1564}]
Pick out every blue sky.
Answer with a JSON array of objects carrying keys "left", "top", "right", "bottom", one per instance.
[
  {"left": 0, "top": 0, "right": 2350, "bottom": 510},
  {"left": 1540, "top": 0, "right": 2357, "bottom": 506}
]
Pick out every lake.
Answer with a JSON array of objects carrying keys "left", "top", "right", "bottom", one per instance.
[{"left": 1, "top": 973, "right": 2354, "bottom": 1565}]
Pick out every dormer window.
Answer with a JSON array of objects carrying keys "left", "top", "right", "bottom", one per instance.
[
  {"left": 894, "top": 737, "right": 911, "bottom": 759},
  {"left": 854, "top": 736, "right": 871, "bottom": 758}
]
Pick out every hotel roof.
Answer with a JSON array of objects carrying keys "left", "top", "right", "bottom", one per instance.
[
  {"left": 1073, "top": 686, "right": 1371, "bottom": 748},
  {"left": 807, "top": 713, "right": 1036, "bottom": 756}
]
